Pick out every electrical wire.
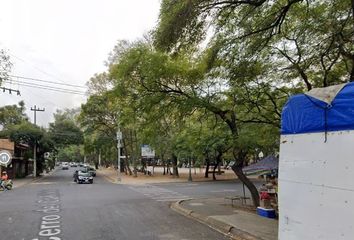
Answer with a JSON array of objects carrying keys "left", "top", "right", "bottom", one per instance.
[
  {"left": 3, "top": 79, "right": 86, "bottom": 94},
  {"left": 9, "top": 53, "right": 78, "bottom": 85},
  {"left": 2, "top": 80, "right": 86, "bottom": 96},
  {"left": 9, "top": 75, "right": 87, "bottom": 89}
]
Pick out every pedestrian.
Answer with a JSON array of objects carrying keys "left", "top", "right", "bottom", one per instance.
[{"left": 1, "top": 171, "right": 8, "bottom": 191}]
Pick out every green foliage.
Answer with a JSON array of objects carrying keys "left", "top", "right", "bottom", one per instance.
[
  {"left": 2, "top": 121, "right": 43, "bottom": 146},
  {"left": 0, "top": 49, "right": 12, "bottom": 85},
  {"left": 0, "top": 101, "right": 28, "bottom": 129},
  {"left": 154, "top": 0, "right": 206, "bottom": 52},
  {"left": 49, "top": 109, "right": 83, "bottom": 147},
  {"left": 57, "top": 145, "right": 84, "bottom": 162}
]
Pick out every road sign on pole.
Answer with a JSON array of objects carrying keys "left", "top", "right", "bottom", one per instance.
[{"left": 0, "top": 150, "right": 12, "bottom": 167}]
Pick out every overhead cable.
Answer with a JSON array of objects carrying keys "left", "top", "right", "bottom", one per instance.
[
  {"left": 9, "top": 75, "right": 87, "bottom": 88},
  {"left": 4, "top": 79, "right": 86, "bottom": 94},
  {"left": 3, "top": 81, "right": 86, "bottom": 96}
]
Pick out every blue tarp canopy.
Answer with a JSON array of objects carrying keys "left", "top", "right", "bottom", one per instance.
[
  {"left": 243, "top": 155, "right": 278, "bottom": 174},
  {"left": 281, "top": 82, "right": 354, "bottom": 135}
]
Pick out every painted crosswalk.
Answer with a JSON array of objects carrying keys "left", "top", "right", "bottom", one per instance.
[{"left": 128, "top": 185, "right": 189, "bottom": 202}]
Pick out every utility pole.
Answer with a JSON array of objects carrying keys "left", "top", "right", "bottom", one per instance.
[
  {"left": 30, "top": 105, "right": 45, "bottom": 178},
  {"left": 116, "top": 130, "right": 122, "bottom": 182},
  {"left": 98, "top": 149, "right": 101, "bottom": 167}
]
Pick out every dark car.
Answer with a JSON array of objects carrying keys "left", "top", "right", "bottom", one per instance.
[{"left": 77, "top": 171, "right": 93, "bottom": 184}]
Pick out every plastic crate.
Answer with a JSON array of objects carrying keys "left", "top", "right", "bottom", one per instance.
[{"left": 257, "top": 207, "right": 276, "bottom": 219}]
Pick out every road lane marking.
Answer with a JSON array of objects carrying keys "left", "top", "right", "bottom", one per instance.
[
  {"left": 129, "top": 185, "right": 190, "bottom": 202},
  {"left": 31, "top": 182, "right": 57, "bottom": 185},
  {"left": 210, "top": 189, "right": 237, "bottom": 193}
]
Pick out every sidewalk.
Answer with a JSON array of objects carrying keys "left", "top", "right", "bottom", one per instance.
[
  {"left": 171, "top": 198, "right": 278, "bottom": 240},
  {"left": 12, "top": 175, "right": 36, "bottom": 189},
  {"left": 12, "top": 168, "right": 57, "bottom": 189},
  {"left": 98, "top": 166, "right": 259, "bottom": 185}
]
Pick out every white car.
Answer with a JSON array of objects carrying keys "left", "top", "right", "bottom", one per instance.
[{"left": 62, "top": 163, "right": 69, "bottom": 170}]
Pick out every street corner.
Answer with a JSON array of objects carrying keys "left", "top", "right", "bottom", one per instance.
[
  {"left": 170, "top": 198, "right": 262, "bottom": 240},
  {"left": 170, "top": 199, "right": 194, "bottom": 216},
  {"left": 170, "top": 198, "right": 234, "bottom": 238},
  {"left": 97, "top": 170, "right": 121, "bottom": 184}
]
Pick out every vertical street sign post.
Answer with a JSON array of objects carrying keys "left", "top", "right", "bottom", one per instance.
[{"left": 116, "top": 130, "right": 122, "bottom": 182}]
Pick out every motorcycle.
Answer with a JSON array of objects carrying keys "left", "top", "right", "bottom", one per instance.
[{"left": 0, "top": 179, "right": 13, "bottom": 191}]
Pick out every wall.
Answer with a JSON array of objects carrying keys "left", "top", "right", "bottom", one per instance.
[{"left": 279, "top": 130, "right": 354, "bottom": 240}]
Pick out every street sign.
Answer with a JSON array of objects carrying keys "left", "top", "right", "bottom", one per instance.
[
  {"left": 116, "top": 131, "right": 123, "bottom": 140},
  {"left": 141, "top": 145, "right": 155, "bottom": 157},
  {"left": 0, "top": 150, "right": 12, "bottom": 167}
]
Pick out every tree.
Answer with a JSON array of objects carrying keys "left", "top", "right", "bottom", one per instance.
[
  {"left": 155, "top": 0, "right": 353, "bottom": 86},
  {"left": 49, "top": 109, "right": 84, "bottom": 147},
  {"left": 108, "top": 42, "right": 282, "bottom": 206},
  {"left": 79, "top": 92, "right": 121, "bottom": 169},
  {"left": 0, "top": 101, "right": 29, "bottom": 129},
  {"left": 86, "top": 72, "right": 113, "bottom": 96},
  {"left": 0, "top": 49, "right": 12, "bottom": 85},
  {"left": 0, "top": 121, "right": 54, "bottom": 175},
  {"left": 57, "top": 145, "right": 84, "bottom": 163},
  {"left": 149, "top": 0, "right": 353, "bottom": 207}
]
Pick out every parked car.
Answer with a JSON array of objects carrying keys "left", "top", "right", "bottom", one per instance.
[
  {"left": 77, "top": 171, "right": 93, "bottom": 184},
  {"left": 84, "top": 167, "right": 96, "bottom": 177},
  {"left": 62, "top": 163, "right": 69, "bottom": 170},
  {"left": 70, "top": 162, "right": 77, "bottom": 167}
]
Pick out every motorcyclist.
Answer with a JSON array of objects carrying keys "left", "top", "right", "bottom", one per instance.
[
  {"left": 1, "top": 171, "right": 8, "bottom": 190},
  {"left": 73, "top": 170, "right": 79, "bottom": 182}
]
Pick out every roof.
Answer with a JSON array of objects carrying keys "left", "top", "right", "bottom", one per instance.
[
  {"left": 281, "top": 82, "right": 354, "bottom": 134},
  {"left": 243, "top": 155, "right": 278, "bottom": 174}
]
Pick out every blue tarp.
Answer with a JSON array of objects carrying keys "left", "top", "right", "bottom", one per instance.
[
  {"left": 243, "top": 155, "right": 278, "bottom": 174},
  {"left": 281, "top": 82, "right": 354, "bottom": 135}
]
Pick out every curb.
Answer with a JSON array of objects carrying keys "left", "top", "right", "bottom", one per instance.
[{"left": 170, "top": 199, "right": 261, "bottom": 240}]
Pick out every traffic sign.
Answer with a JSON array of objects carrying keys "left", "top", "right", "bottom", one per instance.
[
  {"left": 0, "top": 150, "right": 12, "bottom": 167},
  {"left": 116, "top": 131, "right": 122, "bottom": 140}
]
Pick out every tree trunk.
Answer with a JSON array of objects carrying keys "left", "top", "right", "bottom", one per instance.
[
  {"left": 231, "top": 151, "right": 260, "bottom": 207},
  {"left": 212, "top": 151, "right": 222, "bottom": 180},
  {"left": 172, "top": 154, "right": 179, "bottom": 177},
  {"left": 124, "top": 158, "right": 132, "bottom": 175},
  {"left": 204, "top": 157, "right": 210, "bottom": 178}
]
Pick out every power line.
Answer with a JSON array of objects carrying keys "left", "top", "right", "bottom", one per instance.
[
  {"left": 9, "top": 53, "right": 75, "bottom": 85},
  {"left": 9, "top": 75, "right": 87, "bottom": 88},
  {"left": 2, "top": 81, "right": 86, "bottom": 96},
  {"left": 4, "top": 79, "right": 86, "bottom": 94}
]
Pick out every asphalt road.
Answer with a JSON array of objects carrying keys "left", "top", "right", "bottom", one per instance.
[{"left": 0, "top": 167, "right": 231, "bottom": 240}]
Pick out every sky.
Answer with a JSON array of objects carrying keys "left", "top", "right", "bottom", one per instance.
[{"left": 0, "top": 0, "right": 161, "bottom": 127}]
